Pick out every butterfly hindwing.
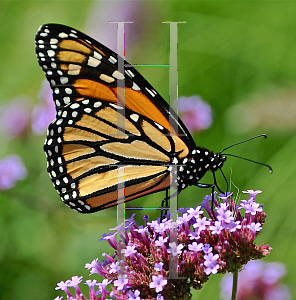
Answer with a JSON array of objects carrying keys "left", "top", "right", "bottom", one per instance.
[{"left": 44, "top": 96, "right": 176, "bottom": 212}]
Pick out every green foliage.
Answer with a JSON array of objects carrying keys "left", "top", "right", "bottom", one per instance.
[{"left": 1, "top": 1, "right": 295, "bottom": 299}]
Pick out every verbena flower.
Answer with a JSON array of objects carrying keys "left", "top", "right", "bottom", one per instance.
[
  {"left": 54, "top": 190, "right": 271, "bottom": 300},
  {"left": 84, "top": 0, "right": 145, "bottom": 54},
  {"left": 0, "top": 96, "right": 32, "bottom": 139},
  {"left": 220, "top": 260, "right": 291, "bottom": 300},
  {"left": 31, "top": 79, "right": 56, "bottom": 135},
  {"left": 177, "top": 95, "right": 212, "bottom": 132},
  {"left": 0, "top": 155, "right": 27, "bottom": 190}
]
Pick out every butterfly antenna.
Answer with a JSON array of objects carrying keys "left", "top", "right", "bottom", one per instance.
[
  {"left": 222, "top": 153, "right": 273, "bottom": 173},
  {"left": 220, "top": 134, "right": 267, "bottom": 153}
]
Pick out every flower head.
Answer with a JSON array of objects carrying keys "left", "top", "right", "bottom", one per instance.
[
  {"left": 0, "top": 96, "right": 31, "bottom": 139},
  {"left": 220, "top": 260, "right": 291, "bottom": 300},
  {"left": 177, "top": 95, "right": 212, "bottom": 132},
  {"left": 31, "top": 80, "right": 56, "bottom": 135},
  {"left": 54, "top": 190, "right": 271, "bottom": 300}
]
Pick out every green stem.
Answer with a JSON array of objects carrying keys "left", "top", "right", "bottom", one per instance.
[{"left": 231, "top": 270, "right": 238, "bottom": 300}]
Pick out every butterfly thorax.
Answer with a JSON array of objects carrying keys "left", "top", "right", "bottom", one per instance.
[{"left": 175, "top": 147, "right": 226, "bottom": 191}]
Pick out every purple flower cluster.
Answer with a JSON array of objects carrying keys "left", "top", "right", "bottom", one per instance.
[
  {"left": 0, "top": 80, "right": 56, "bottom": 140},
  {"left": 0, "top": 155, "right": 27, "bottom": 190},
  {"left": 220, "top": 260, "right": 291, "bottom": 300},
  {"left": 31, "top": 79, "right": 56, "bottom": 135},
  {"left": 177, "top": 96, "right": 212, "bottom": 132},
  {"left": 0, "top": 80, "right": 55, "bottom": 190},
  {"left": 54, "top": 190, "right": 271, "bottom": 300},
  {"left": 0, "top": 96, "right": 32, "bottom": 139}
]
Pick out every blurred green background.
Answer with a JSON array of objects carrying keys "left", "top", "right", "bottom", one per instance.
[{"left": 1, "top": 1, "right": 295, "bottom": 299}]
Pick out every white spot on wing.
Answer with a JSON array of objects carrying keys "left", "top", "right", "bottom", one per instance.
[
  {"left": 59, "top": 32, "right": 68, "bottom": 38},
  {"left": 63, "top": 97, "right": 70, "bottom": 104},
  {"left": 93, "top": 51, "right": 102, "bottom": 60},
  {"left": 130, "top": 114, "right": 139, "bottom": 122},
  {"left": 125, "top": 70, "right": 135, "bottom": 78},
  {"left": 60, "top": 77, "right": 68, "bottom": 84},
  {"left": 145, "top": 87, "right": 155, "bottom": 97},
  {"left": 70, "top": 103, "right": 80, "bottom": 109},
  {"left": 68, "top": 64, "right": 81, "bottom": 75},
  {"left": 172, "top": 157, "right": 178, "bottom": 164},
  {"left": 154, "top": 122, "right": 163, "bottom": 130},
  {"left": 110, "top": 103, "right": 124, "bottom": 110},
  {"left": 50, "top": 38, "right": 58, "bottom": 44},
  {"left": 99, "top": 74, "right": 115, "bottom": 83},
  {"left": 108, "top": 56, "right": 117, "bottom": 64},
  {"left": 132, "top": 82, "right": 140, "bottom": 91},
  {"left": 94, "top": 101, "right": 102, "bottom": 108},
  {"left": 112, "top": 70, "right": 124, "bottom": 80},
  {"left": 88, "top": 56, "right": 101, "bottom": 67},
  {"left": 47, "top": 50, "right": 55, "bottom": 57}
]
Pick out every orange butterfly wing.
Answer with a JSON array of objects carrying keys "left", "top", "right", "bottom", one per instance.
[{"left": 36, "top": 24, "right": 195, "bottom": 213}]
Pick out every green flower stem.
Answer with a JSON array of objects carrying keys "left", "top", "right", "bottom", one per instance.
[{"left": 231, "top": 270, "right": 238, "bottom": 300}]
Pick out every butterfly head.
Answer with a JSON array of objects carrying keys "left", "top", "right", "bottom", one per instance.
[
  {"left": 191, "top": 147, "right": 226, "bottom": 174},
  {"left": 210, "top": 152, "right": 227, "bottom": 172},
  {"left": 176, "top": 147, "right": 226, "bottom": 191}
]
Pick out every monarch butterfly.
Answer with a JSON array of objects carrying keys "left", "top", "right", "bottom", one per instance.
[{"left": 35, "top": 24, "right": 266, "bottom": 214}]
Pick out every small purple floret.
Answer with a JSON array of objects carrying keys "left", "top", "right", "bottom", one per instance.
[
  {"left": 0, "top": 155, "right": 27, "bottom": 190},
  {"left": 149, "top": 275, "right": 167, "bottom": 293}
]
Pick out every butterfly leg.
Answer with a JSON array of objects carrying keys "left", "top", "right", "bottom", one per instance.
[
  {"left": 160, "top": 189, "right": 169, "bottom": 222},
  {"left": 196, "top": 183, "right": 217, "bottom": 219}
]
